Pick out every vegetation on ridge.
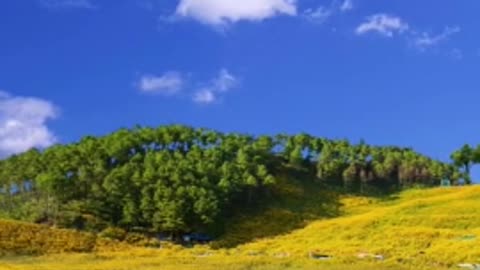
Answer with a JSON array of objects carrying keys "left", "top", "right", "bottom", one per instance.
[{"left": 0, "top": 125, "right": 473, "bottom": 238}]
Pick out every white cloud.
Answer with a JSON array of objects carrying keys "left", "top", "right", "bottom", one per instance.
[
  {"left": 0, "top": 91, "right": 58, "bottom": 158},
  {"left": 340, "top": 0, "right": 353, "bottom": 12},
  {"left": 137, "top": 69, "right": 237, "bottom": 105},
  {"left": 356, "top": 14, "right": 409, "bottom": 37},
  {"left": 303, "top": 0, "right": 353, "bottom": 25},
  {"left": 38, "top": 0, "right": 96, "bottom": 9},
  {"left": 192, "top": 69, "right": 238, "bottom": 104},
  {"left": 193, "top": 89, "right": 217, "bottom": 104},
  {"left": 138, "top": 72, "right": 184, "bottom": 95},
  {"left": 175, "top": 0, "right": 297, "bottom": 26},
  {"left": 411, "top": 26, "right": 460, "bottom": 50},
  {"left": 304, "top": 6, "right": 332, "bottom": 24},
  {"left": 213, "top": 69, "right": 237, "bottom": 92}
]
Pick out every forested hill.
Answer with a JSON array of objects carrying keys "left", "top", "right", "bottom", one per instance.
[{"left": 0, "top": 125, "right": 466, "bottom": 236}]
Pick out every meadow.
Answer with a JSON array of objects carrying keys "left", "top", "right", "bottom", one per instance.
[{"left": 2, "top": 185, "right": 480, "bottom": 270}]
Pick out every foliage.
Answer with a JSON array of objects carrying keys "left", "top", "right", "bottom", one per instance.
[
  {"left": 98, "top": 227, "right": 127, "bottom": 241},
  {"left": 450, "top": 144, "right": 480, "bottom": 184},
  {"left": 0, "top": 125, "right": 462, "bottom": 236}
]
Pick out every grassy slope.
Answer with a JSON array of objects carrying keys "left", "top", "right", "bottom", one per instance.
[
  {"left": 234, "top": 185, "right": 480, "bottom": 268},
  {"left": 1, "top": 184, "right": 480, "bottom": 270}
]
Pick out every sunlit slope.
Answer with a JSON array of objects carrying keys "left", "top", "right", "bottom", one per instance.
[
  {"left": 2, "top": 186, "right": 480, "bottom": 270},
  {"left": 233, "top": 186, "right": 480, "bottom": 268}
]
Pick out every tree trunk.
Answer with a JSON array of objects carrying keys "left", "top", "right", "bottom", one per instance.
[{"left": 464, "top": 163, "right": 471, "bottom": 184}]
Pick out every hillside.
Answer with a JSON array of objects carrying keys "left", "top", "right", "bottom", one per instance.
[
  {"left": 0, "top": 125, "right": 478, "bottom": 269},
  {"left": 233, "top": 185, "right": 480, "bottom": 268},
  {"left": 0, "top": 125, "right": 464, "bottom": 240},
  {"left": 2, "top": 185, "right": 480, "bottom": 270}
]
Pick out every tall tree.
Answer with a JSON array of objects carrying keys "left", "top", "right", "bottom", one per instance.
[{"left": 451, "top": 144, "right": 474, "bottom": 184}]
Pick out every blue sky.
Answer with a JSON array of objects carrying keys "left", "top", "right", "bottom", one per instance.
[{"left": 1, "top": 0, "right": 480, "bottom": 178}]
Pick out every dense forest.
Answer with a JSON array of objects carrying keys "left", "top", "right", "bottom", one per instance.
[{"left": 0, "top": 125, "right": 476, "bottom": 237}]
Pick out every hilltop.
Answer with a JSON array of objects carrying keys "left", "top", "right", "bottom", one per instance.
[{"left": 0, "top": 125, "right": 464, "bottom": 238}]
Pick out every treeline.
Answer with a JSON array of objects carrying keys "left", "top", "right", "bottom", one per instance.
[{"left": 0, "top": 125, "right": 465, "bottom": 235}]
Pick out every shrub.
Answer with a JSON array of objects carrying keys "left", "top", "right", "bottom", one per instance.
[
  {"left": 124, "top": 233, "right": 161, "bottom": 248},
  {"left": 99, "top": 227, "right": 127, "bottom": 241},
  {"left": 0, "top": 219, "right": 96, "bottom": 255}
]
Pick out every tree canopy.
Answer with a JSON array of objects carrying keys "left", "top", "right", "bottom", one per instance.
[{"left": 0, "top": 125, "right": 464, "bottom": 235}]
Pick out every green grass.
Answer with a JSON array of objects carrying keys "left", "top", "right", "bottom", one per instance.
[{"left": 1, "top": 184, "right": 480, "bottom": 270}]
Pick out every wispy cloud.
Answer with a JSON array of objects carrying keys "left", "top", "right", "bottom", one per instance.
[
  {"left": 304, "top": 6, "right": 332, "bottom": 24},
  {"left": 192, "top": 69, "right": 238, "bottom": 104},
  {"left": 355, "top": 15, "right": 462, "bottom": 58},
  {"left": 303, "top": 0, "right": 353, "bottom": 25},
  {"left": 213, "top": 69, "right": 237, "bottom": 92},
  {"left": 138, "top": 72, "right": 184, "bottom": 95},
  {"left": 137, "top": 69, "right": 238, "bottom": 105},
  {"left": 38, "top": 0, "right": 96, "bottom": 10},
  {"left": 174, "top": 0, "right": 297, "bottom": 27},
  {"left": 340, "top": 0, "right": 353, "bottom": 12},
  {"left": 0, "top": 91, "right": 58, "bottom": 158},
  {"left": 410, "top": 26, "right": 461, "bottom": 51},
  {"left": 356, "top": 14, "right": 409, "bottom": 37}
]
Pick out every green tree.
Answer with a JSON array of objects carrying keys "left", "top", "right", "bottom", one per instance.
[{"left": 451, "top": 144, "right": 474, "bottom": 184}]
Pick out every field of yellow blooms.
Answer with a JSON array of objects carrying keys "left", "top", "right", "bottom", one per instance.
[{"left": 2, "top": 185, "right": 480, "bottom": 270}]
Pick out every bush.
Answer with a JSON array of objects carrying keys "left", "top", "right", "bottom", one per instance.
[
  {"left": 124, "top": 233, "right": 161, "bottom": 248},
  {"left": 124, "top": 232, "right": 146, "bottom": 244},
  {"left": 0, "top": 219, "right": 97, "bottom": 255},
  {"left": 56, "top": 210, "right": 108, "bottom": 232},
  {"left": 99, "top": 227, "right": 127, "bottom": 241}
]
